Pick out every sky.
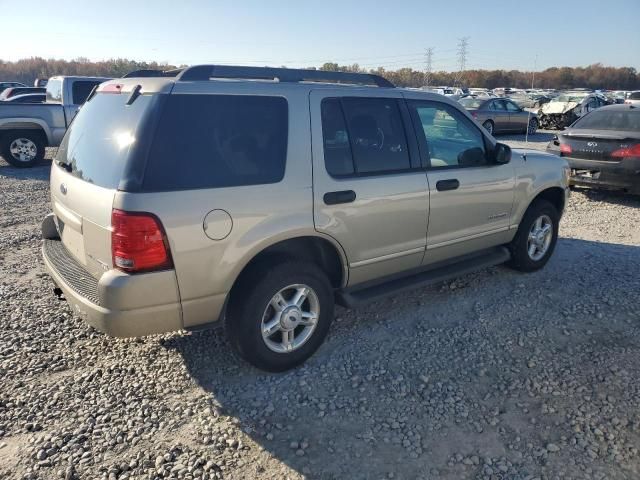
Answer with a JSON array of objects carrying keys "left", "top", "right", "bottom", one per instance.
[{"left": 2, "top": 0, "right": 639, "bottom": 72}]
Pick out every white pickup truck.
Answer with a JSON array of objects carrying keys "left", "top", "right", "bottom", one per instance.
[{"left": 0, "top": 76, "right": 110, "bottom": 167}]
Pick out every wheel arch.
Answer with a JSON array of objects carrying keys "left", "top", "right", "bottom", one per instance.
[
  {"left": 230, "top": 235, "right": 349, "bottom": 294},
  {"left": 0, "top": 118, "right": 52, "bottom": 144}
]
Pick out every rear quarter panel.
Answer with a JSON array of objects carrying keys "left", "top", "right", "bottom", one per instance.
[{"left": 0, "top": 103, "right": 65, "bottom": 145}]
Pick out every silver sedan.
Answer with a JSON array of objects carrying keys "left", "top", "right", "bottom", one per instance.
[{"left": 459, "top": 97, "right": 539, "bottom": 135}]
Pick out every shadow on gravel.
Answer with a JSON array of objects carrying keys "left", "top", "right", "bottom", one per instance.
[
  {"left": 163, "top": 238, "right": 640, "bottom": 479},
  {"left": 571, "top": 187, "right": 640, "bottom": 207},
  {"left": 0, "top": 159, "right": 51, "bottom": 181}
]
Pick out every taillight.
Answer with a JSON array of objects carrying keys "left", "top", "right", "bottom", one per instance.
[
  {"left": 560, "top": 144, "right": 572, "bottom": 154},
  {"left": 111, "top": 209, "right": 172, "bottom": 273},
  {"left": 611, "top": 143, "right": 640, "bottom": 158},
  {"left": 471, "top": 111, "right": 478, "bottom": 119}
]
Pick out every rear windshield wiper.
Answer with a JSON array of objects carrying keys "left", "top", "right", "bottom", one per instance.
[{"left": 56, "top": 159, "right": 72, "bottom": 172}]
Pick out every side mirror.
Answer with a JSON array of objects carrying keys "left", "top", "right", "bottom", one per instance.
[{"left": 493, "top": 142, "right": 511, "bottom": 164}]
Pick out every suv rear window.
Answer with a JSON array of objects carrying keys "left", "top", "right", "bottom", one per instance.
[
  {"left": 143, "top": 94, "right": 288, "bottom": 191},
  {"left": 56, "top": 92, "right": 155, "bottom": 189}
]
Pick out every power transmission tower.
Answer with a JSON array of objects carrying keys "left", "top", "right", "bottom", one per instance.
[
  {"left": 454, "top": 37, "right": 469, "bottom": 87},
  {"left": 424, "top": 47, "right": 434, "bottom": 87}
]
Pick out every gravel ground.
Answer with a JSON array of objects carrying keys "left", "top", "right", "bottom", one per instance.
[{"left": 1, "top": 137, "right": 639, "bottom": 480}]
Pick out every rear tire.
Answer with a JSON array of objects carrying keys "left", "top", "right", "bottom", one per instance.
[
  {"left": 482, "top": 120, "right": 495, "bottom": 135},
  {"left": 507, "top": 200, "right": 559, "bottom": 272},
  {"left": 226, "top": 261, "right": 334, "bottom": 372},
  {"left": 0, "top": 131, "right": 45, "bottom": 168}
]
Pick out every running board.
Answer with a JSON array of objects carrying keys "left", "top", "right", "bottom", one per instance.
[{"left": 336, "top": 246, "right": 511, "bottom": 309}]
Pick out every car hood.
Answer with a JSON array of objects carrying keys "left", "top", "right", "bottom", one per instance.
[{"left": 540, "top": 101, "right": 580, "bottom": 114}]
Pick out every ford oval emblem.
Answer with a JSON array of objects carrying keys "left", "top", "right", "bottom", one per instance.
[{"left": 60, "top": 183, "right": 67, "bottom": 195}]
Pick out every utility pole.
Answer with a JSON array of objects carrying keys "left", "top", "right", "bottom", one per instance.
[
  {"left": 424, "top": 47, "right": 434, "bottom": 87},
  {"left": 454, "top": 36, "right": 469, "bottom": 87}
]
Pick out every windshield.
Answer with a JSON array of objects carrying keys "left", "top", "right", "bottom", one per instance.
[
  {"left": 56, "top": 93, "right": 155, "bottom": 189},
  {"left": 630, "top": 92, "right": 640, "bottom": 100},
  {"left": 572, "top": 109, "right": 640, "bottom": 131},
  {"left": 459, "top": 97, "right": 483, "bottom": 109}
]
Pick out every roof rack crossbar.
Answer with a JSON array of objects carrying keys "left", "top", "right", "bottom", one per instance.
[{"left": 175, "top": 65, "right": 394, "bottom": 88}]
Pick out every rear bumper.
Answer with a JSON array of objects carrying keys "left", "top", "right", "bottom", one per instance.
[
  {"left": 546, "top": 148, "right": 640, "bottom": 192},
  {"left": 42, "top": 238, "right": 183, "bottom": 337}
]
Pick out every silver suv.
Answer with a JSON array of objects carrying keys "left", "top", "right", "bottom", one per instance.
[{"left": 42, "top": 65, "right": 570, "bottom": 371}]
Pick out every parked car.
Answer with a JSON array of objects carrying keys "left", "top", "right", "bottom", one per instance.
[
  {"left": 538, "top": 92, "right": 610, "bottom": 129},
  {"left": 459, "top": 97, "right": 539, "bottom": 135},
  {"left": 547, "top": 104, "right": 640, "bottom": 194},
  {"left": 34, "top": 78, "right": 48, "bottom": 88},
  {"left": 0, "top": 81, "right": 27, "bottom": 94},
  {"left": 0, "top": 75, "right": 110, "bottom": 167},
  {"left": 509, "top": 92, "right": 551, "bottom": 109},
  {"left": 41, "top": 65, "right": 569, "bottom": 371},
  {"left": 625, "top": 91, "right": 640, "bottom": 106},
  {"left": 0, "top": 86, "right": 46, "bottom": 100},
  {"left": 3, "top": 93, "right": 46, "bottom": 103}
]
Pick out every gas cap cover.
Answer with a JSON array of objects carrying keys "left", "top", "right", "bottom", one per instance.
[{"left": 203, "top": 209, "right": 233, "bottom": 240}]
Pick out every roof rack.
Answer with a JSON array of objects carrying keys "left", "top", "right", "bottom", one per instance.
[
  {"left": 175, "top": 65, "right": 395, "bottom": 88},
  {"left": 122, "top": 69, "right": 183, "bottom": 78}
]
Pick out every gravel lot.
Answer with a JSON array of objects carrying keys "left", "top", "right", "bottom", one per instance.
[{"left": 1, "top": 136, "right": 639, "bottom": 480}]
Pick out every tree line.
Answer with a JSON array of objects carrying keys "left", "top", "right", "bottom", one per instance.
[{"left": 1, "top": 57, "right": 638, "bottom": 90}]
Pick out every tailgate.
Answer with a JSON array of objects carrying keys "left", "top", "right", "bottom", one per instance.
[{"left": 50, "top": 164, "right": 114, "bottom": 279}]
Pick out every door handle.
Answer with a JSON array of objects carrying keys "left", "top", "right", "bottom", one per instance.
[
  {"left": 324, "top": 190, "right": 356, "bottom": 205},
  {"left": 436, "top": 179, "right": 460, "bottom": 191}
]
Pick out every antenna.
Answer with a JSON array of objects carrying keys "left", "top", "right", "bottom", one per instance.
[
  {"left": 424, "top": 47, "right": 434, "bottom": 87},
  {"left": 524, "top": 55, "right": 538, "bottom": 146}
]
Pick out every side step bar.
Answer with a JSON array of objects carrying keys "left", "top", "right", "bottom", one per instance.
[{"left": 336, "top": 246, "right": 511, "bottom": 309}]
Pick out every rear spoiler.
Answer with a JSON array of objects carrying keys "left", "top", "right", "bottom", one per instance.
[{"left": 122, "top": 69, "right": 183, "bottom": 78}]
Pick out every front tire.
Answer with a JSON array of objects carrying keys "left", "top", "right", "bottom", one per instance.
[
  {"left": 507, "top": 200, "right": 559, "bottom": 272},
  {"left": 226, "top": 261, "right": 334, "bottom": 372},
  {"left": 1, "top": 131, "right": 45, "bottom": 168}
]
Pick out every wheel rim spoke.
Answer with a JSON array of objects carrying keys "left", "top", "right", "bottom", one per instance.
[
  {"left": 291, "top": 287, "right": 308, "bottom": 307},
  {"left": 281, "top": 329, "right": 294, "bottom": 351},
  {"left": 270, "top": 292, "right": 287, "bottom": 312},
  {"left": 300, "top": 311, "right": 318, "bottom": 326},
  {"left": 262, "top": 316, "right": 281, "bottom": 337}
]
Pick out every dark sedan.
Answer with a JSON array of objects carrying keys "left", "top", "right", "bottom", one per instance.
[
  {"left": 547, "top": 104, "right": 640, "bottom": 194},
  {"left": 459, "top": 97, "right": 538, "bottom": 135}
]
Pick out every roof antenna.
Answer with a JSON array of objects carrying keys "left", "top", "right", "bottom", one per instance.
[{"left": 523, "top": 55, "right": 538, "bottom": 161}]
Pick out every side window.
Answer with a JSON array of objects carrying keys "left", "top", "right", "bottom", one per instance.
[
  {"left": 491, "top": 100, "right": 506, "bottom": 111},
  {"left": 411, "top": 102, "right": 488, "bottom": 168},
  {"left": 505, "top": 101, "right": 521, "bottom": 112},
  {"left": 46, "top": 79, "right": 63, "bottom": 103},
  {"left": 341, "top": 97, "right": 411, "bottom": 175},
  {"left": 72, "top": 81, "right": 100, "bottom": 105},
  {"left": 320, "top": 99, "right": 355, "bottom": 176},
  {"left": 143, "top": 95, "right": 288, "bottom": 191}
]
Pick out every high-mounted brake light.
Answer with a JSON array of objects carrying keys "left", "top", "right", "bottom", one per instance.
[
  {"left": 611, "top": 143, "right": 640, "bottom": 158},
  {"left": 111, "top": 209, "right": 173, "bottom": 273},
  {"left": 560, "top": 144, "right": 572, "bottom": 154},
  {"left": 101, "top": 83, "right": 124, "bottom": 94}
]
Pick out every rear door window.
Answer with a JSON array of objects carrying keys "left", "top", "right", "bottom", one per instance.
[
  {"left": 46, "top": 79, "right": 63, "bottom": 103},
  {"left": 339, "top": 97, "right": 411, "bottom": 175},
  {"left": 143, "top": 95, "right": 288, "bottom": 191},
  {"left": 72, "top": 81, "right": 102, "bottom": 105}
]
